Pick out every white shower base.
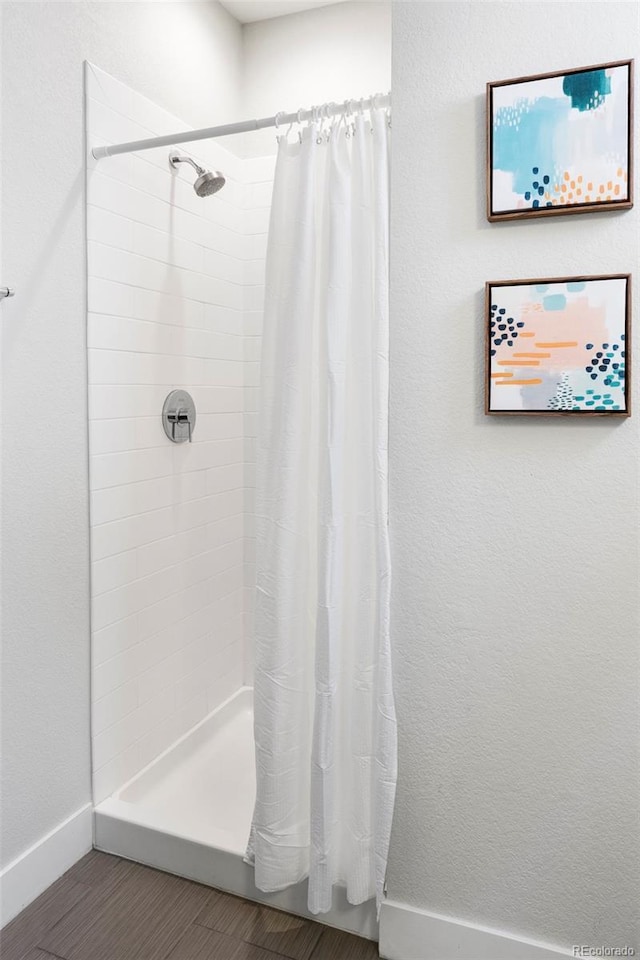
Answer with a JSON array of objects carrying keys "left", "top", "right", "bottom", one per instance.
[{"left": 94, "top": 687, "right": 378, "bottom": 941}]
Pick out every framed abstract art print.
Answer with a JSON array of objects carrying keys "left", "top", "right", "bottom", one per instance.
[
  {"left": 487, "top": 60, "right": 633, "bottom": 221},
  {"left": 485, "top": 275, "right": 631, "bottom": 416}
]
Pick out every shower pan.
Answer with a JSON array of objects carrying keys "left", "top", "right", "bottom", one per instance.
[{"left": 86, "top": 62, "right": 378, "bottom": 940}]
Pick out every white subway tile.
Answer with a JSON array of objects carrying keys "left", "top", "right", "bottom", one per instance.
[
  {"left": 88, "top": 314, "right": 178, "bottom": 356},
  {"left": 132, "top": 221, "right": 205, "bottom": 273},
  {"left": 170, "top": 469, "right": 208, "bottom": 505},
  {"left": 244, "top": 309, "right": 264, "bottom": 335},
  {"left": 136, "top": 565, "right": 182, "bottom": 612},
  {"left": 88, "top": 277, "right": 135, "bottom": 318},
  {"left": 243, "top": 486, "right": 256, "bottom": 516},
  {"left": 87, "top": 206, "right": 134, "bottom": 251},
  {"left": 195, "top": 387, "right": 243, "bottom": 414},
  {"left": 92, "top": 743, "right": 140, "bottom": 803},
  {"left": 202, "top": 247, "right": 244, "bottom": 286},
  {"left": 243, "top": 388, "right": 259, "bottom": 413},
  {"left": 92, "top": 549, "right": 138, "bottom": 596},
  {"left": 92, "top": 580, "right": 142, "bottom": 632},
  {"left": 245, "top": 232, "right": 269, "bottom": 261},
  {"left": 243, "top": 413, "right": 258, "bottom": 438},
  {"left": 176, "top": 525, "right": 209, "bottom": 562},
  {"left": 202, "top": 304, "right": 243, "bottom": 336},
  {"left": 244, "top": 285, "right": 265, "bottom": 313},
  {"left": 242, "top": 512, "right": 256, "bottom": 540},
  {"left": 178, "top": 328, "right": 243, "bottom": 362},
  {"left": 89, "top": 384, "right": 168, "bottom": 420},
  {"left": 207, "top": 514, "right": 244, "bottom": 550},
  {"left": 135, "top": 684, "right": 176, "bottom": 741},
  {"left": 93, "top": 614, "right": 139, "bottom": 667},
  {"left": 88, "top": 96, "right": 152, "bottom": 148},
  {"left": 89, "top": 348, "right": 197, "bottom": 386},
  {"left": 245, "top": 563, "right": 256, "bottom": 590},
  {"left": 244, "top": 538, "right": 256, "bottom": 565},
  {"left": 90, "top": 171, "right": 171, "bottom": 233},
  {"left": 173, "top": 438, "right": 244, "bottom": 475},
  {"left": 138, "top": 655, "right": 176, "bottom": 706},
  {"left": 243, "top": 437, "right": 257, "bottom": 463},
  {"left": 88, "top": 65, "right": 273, "bottom": 788},
  {"left": 87, "top": 64, "right": 134, "bottom": 116},
  {"left": 244, "top": 207, "right": 271, "bottom": 235},
  {"left": 244, "top": 361, "right": 261, "bottom": 387},
  {"left": 244, "top": 337, "right": 261, "bottom": 362},
  {"left": 90, "top": 476, "right": 173, "bottom": 526},
  {"left": 134, "top": 287, "right": 204, "bottom": 328},
  {"left": 137, "top": 626, "right": 180, "bottom": 674},
  {"left": 136, "top": 536, "right": 177, "bottom": 580},
  {"left": 180, "top": 539, "right": 243, "bottom": 590},
  {"left": 92, "top": 680, "right": 138, "bottom": 736},
  {"left": 193, "top": 412, "right": 243, "bottom": 442},
  {"left": 91, "top": 447, "right": 173, "bottom": 490},
  {"left": 93, "top": 641, "right": 145, "bottom": 700},
  {"left": 91, "top": 505, "right": 173, "bottom": 561},
  {"left": 201, "top": 359, "right": 244, "bottom": 387},
  {"left": 89, "top": 418, "right": 138, "bottom": 456},
  {"left": 206, "top": 463, "right": 244, "bottom": 495},
  {"left": 138, "top": 596, "right": 177, "bottom": 641},
  {"left": 174, "top": 489, "right": 243, "bottom": 533},
  {"left": 207, "top": 664, "right": 243, "bottom": 714},
  {"left": 135, "top": 417, "right": 169, "bottom": 451}
]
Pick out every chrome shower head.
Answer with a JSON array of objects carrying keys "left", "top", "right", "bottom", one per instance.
[
  {"left": 193, "top": 169, "right": 226, "bottom": 197},
  {"left": 169, "top": 150, "right": 225, "bottom": 197}
]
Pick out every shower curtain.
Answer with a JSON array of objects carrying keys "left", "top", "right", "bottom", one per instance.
[{"left": 246, "top": 105, "right": 397, "bottom": 916}]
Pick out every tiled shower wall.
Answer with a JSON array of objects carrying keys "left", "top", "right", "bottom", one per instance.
[{"left": 86, "top": 64, "right": 272, "bottom": 802}]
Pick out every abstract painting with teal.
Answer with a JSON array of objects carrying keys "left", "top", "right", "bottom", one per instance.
[
  {"left": 488, "top": 277, "right": 629, "bottom": 415},
  {"left": 490, "top": 63, "right": 630, "bottom": 215}
]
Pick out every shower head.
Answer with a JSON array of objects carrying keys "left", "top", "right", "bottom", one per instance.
[
  {"left": 169, "top": 150, "right": 225, "bottom": 197},
  {"left": 193, "top": 169, "right": 226, "bottom": 197}
]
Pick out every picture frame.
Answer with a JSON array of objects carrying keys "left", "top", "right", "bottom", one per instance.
[
  {"left": 485, "top": 274, "right": 631, "bottom": 417},
  {"left": 487, "top": 60, "right": 634, "bottom": 221}
]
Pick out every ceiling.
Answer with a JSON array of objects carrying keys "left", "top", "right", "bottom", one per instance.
[{"left": 219, "top": 0, "right": 346, "bottom": 24}]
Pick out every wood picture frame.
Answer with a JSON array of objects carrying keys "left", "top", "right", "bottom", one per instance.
[
  {"left": 487, "top": 60, "right": 634, "bottom": 221},
  {"left": 485, "top": 274, "right": 631, "bottom": 416}
]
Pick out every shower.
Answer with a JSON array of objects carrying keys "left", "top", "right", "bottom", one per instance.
[
  {"left": 87, "top": 67, "right": 390, "bottom": 942},
  {"left": 168, "top": 149, "right": 226, "bottom": 196}
]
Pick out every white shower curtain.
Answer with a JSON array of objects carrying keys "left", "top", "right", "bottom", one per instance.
[{"left": 246, "top": 106, "right": 397, "bottom": 916}]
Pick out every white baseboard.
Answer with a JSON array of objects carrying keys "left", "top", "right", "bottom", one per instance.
[
  {"left": 379, "top": 899, "right": 573, "bottom": 960},
  {"left": 0, "top": 803, "right": 93, "bottom": 927}
]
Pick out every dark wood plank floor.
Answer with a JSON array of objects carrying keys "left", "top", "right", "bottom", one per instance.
[{"left": 1, "top": 851, "right": 380, "bottom": 960}]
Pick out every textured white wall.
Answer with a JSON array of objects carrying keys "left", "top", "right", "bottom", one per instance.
[
  {"left": 388, "top": 1, "right": 639, "bottom": 952},
  {"left": 240, "top": 0, "right": 391, "bottom": 156},
  {"left": 1, "top": 0, "right": 242, "bottom": 870}
]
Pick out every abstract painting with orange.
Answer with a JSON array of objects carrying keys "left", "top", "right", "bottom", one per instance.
[
  {"left": 486, "top": 276, "right": 630, "bottom": 415},
  {"left": 489, "top": 61, "right": 632, "bottom": 219}
]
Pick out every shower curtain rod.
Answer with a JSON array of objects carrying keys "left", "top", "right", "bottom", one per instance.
[{"left": 91, "top": 93, "right": 391, "bottom": 160}]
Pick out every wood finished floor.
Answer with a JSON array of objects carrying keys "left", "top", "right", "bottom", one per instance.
[{"left": 1, "top": 852, "right": 380, "bottom": 960}]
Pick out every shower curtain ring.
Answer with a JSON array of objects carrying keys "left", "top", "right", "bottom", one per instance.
[
  {"left": 325, "top": 102, "right": 336, "bottom": 140},
  {"left": 315, "top": 104, "right": 326, "bottom": 144},
  {"left": 274, "top": 110, "right": 284, "bottom": 143}
]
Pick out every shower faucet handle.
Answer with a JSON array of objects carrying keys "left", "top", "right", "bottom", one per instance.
[
  {"left": 171, "top": 408, "right": 192, "bottom": 443},
  {"left": 162, "top": 390, "right": 196, "bottom": 444}
]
